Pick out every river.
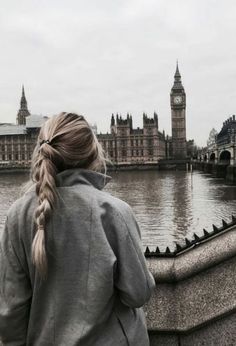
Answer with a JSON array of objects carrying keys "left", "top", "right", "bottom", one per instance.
[{"left": 0, "top": 170, "right": 236, "bottom": 251}]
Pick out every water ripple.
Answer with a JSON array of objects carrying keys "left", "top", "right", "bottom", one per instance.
[{"left": 0, "top": 170, "right": 236, "bottom": 252}]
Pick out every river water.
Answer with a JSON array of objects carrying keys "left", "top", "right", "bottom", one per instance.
[{"left": 0, "top": 170, "right": 236, "bottom": 251}]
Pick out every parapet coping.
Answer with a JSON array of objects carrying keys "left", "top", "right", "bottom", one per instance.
[{"left": 144, "top": 216, "right": 236, "bottom": 282}]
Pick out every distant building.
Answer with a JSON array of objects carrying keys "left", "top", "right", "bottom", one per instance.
[
  {"left": 98, "top": 113, "right": 166, "bottom": 166},
  {"left": 0, "top": 87, "right": 48, "bottom": 167},
  {"left": 170, "top": 63, "right": 187, "bottom": 159},
  {"left": 17, "top": 85, "right": 30, "bottom": 125},
  {"left": 216, "top": 115, "right": 236, "bottom": 146},
  {"left": 98, "top": 63, "right": 188, "bottom": 165},
  {"left": 0, "top": 64, "right": 189, "bottom": 168}
]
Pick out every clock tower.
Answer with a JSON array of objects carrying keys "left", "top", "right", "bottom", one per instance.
[{"left": 170, "top": 63, "right": 187, "bottom": 158}]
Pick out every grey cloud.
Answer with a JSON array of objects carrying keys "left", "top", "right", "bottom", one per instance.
[{"left": 0, "top": 0, "right": 236, "bottom": 145}]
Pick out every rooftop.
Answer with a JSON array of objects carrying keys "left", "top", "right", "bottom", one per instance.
[{"left": 0, "top": 114, "right": 48, "bottom": 135}]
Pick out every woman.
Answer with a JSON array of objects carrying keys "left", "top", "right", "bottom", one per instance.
[{"left": 0, "top": 112, "right": 155, "bottom": 345}]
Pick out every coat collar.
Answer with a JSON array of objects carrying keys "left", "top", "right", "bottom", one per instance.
[{"left": 55, "top": 168, "right": 111, "bottom": 190}]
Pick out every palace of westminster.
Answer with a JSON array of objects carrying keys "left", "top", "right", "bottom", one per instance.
[{"left": 0, "top": 65, "right": 189, "bottom": 168}]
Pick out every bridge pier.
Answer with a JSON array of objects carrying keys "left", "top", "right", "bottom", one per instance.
[
  {"left": 194, "top": 161, "right": 231, "bottom": 180},
  {"left": 212, "top": 163, "right": 228, "bottom": 178},
  {"left": 226, "top": 165, "right": 236, "bottom": 182}
]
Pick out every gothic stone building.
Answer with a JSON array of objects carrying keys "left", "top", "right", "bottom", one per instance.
[
  {"left": 0, "top": 87, "right": 48, "bottom": 167},
  {"left": 98, "top": 113, "right": 166, "bottom": 166},
  {"left": 98, "top": 63, "right": 187, "bottom": 165},
  {"left": 0, "top": 64, "right": 188, "bottom": 168}
]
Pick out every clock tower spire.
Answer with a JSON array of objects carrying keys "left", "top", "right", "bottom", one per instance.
[{"left": 170, "top": 62, "right": 187, "bottom": 158}]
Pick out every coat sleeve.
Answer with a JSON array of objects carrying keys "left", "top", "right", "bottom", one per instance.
[
  {"left": 0, "top": 213, "right": 32, "bottom": 345},
  {"left": 110, "top": 202, "right": 155, "bottom": 308}
]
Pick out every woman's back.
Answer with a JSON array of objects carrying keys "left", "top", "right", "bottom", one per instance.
[
  {"left": 1, "top": 169, "right": 154, "bottom": 345},
  {"left": 0, "top": 113, "right": 155, "bottom": 346}
]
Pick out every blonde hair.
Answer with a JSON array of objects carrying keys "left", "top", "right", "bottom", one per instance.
[{"left": 31, "top": 112, "right": 106, "bottom": 277}]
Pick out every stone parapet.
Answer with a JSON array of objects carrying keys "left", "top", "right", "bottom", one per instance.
[{"left": 145, "top": 219, "right": 236, "bottom": 346}]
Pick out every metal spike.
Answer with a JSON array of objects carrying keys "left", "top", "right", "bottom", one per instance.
[
  {"left": 175, "top": 243, "right": 182, "bottom": 252},
  {"left": 185, "top": 238, "right": 191, "bottom": 246},
  {"left": 203, "top": 229, "right": 209, "bottom": 237},
  {"left": 165, "top": 246, "right": 171, "bottom": 254},
  {"left": 213, "top": 224, "right": 219, "bottom": 233},
  {"left": 222, "top": 219, "right": 228, "bottom": 228},
  {"left": 145, "top": 246, "right": 150, "bottom": 254},
  {"left": 232, "top": 215, "right": 236, "bottom": 223},
  {"left": 194, "top": 233, "right": 200, "bottom": 241},
  {"left": 155, "top": 246, "right": 160, "bottom": 254}
]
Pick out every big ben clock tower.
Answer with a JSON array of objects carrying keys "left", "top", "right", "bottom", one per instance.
[{"left": 170, "top": 63, "right": 187, "bottom": 158}]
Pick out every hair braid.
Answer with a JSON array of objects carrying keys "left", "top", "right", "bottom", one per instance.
[
  {"left": 31, "top": 112, "right": 107, "bottom": 278},
  {"left": 32, "top": 149, "right": 57, "bottom": 276}
]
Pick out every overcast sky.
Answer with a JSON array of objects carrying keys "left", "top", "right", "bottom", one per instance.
[{"left": 0, "top": 0, "right": 236, "bottom": 146}]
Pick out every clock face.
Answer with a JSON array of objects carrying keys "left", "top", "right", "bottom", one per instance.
[{"left": 174, "top": 96, "right": 182, "bottom": 104}]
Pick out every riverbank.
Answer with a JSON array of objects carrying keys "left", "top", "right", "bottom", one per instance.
[
  {"left": 0, "top": 167, "right": 30, "bottom": 174},
  {"left": 107, "top": 159, "right": 191, "bottom": 171},
  {"left": 0, "top": 159, "right": 192, "bottom": 173}
]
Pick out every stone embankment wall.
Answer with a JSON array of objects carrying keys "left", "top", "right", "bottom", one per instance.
[
  {"left": 194, "top": 161, "right": 236, "bottom": 182},
  {"left": 145, "top": 218, "right": 236, "bottom": 346}
]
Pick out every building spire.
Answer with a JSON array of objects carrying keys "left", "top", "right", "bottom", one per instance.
[
  {"left": 172, "top": 61, "right": 184, "bottom": 91},
  {"left": 20, "top": 85, "right": 27, "bottom": 109},
  {"left": 17, "top": 85, "right": 30, "bottom": 125},
  {"left": 175, "top": 60, "right": 181, "bottom": 79}
]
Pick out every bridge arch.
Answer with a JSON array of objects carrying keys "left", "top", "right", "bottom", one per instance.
[
  {"left": 219, "top": 150, "right": 231, "bottom": 164},
  {"left": 209, "top": 153, "right": 216, "bottom": 162}
]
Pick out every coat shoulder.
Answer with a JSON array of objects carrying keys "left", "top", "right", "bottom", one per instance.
[
  {"left": 96, "top": 189, "right": 133, "bottom": 217},
  {"left": 7, "top": 190, "right": 37, "bottom": 221}
]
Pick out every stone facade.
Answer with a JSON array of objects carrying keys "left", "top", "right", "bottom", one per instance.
[
  {"left": 0, "top": 88, "right": 48, "bottom": 168},
  {"left": 216, "top": 115, "right": 236, "bottom": 146},
  {"left": 98, "top": 113, "right": 166, "bottom": 166},
  {"left": 98, "top": 64, "right": 188, "bottom": 165}
]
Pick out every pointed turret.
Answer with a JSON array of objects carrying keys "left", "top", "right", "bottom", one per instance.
[
  {"left": 111, "top": 113, "right": 115, "bottom": 127},
  {"left": 21, "top": 86, "right": 27, "bottom": 108},
  {"left": 174, "top": 61, "right": 181, "bottom": 78},
  {"left": 154, "top": 111, "right": 158, "bottom": 128},
  {"left": 17, "top": 85, "right": 30, "bottom": 125},
  {"left": 172, "top": 62, "right": 184, "bottom": 91}
]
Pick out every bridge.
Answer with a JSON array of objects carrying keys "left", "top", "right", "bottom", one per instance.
[{"left": 196, "top": 116, "right": 236, "bottom": 181}]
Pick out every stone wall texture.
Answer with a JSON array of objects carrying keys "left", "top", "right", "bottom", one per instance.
[{"left": 145, "top": 223, "right": 236, "bottom": 346}]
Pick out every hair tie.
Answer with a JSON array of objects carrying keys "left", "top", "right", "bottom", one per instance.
[{"left": 39, "top": 139, "right": 51, "bottom": 147}]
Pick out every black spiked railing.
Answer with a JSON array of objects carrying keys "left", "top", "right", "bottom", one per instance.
[
  {"left": 213, "top": 224, "right": 219, "bottom": 233},
  {"left": 203, "top": 229, "right": 209, "bottom": 237},
  {"left": 222, "top": 219, "right": 228, "bottom": 228},
  {"left": 144, "top": 215, "right": 236, "bottom": 257}
]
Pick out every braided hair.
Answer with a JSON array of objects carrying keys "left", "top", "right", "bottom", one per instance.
[{"left": 31, "top": 112, "right": 106, "bottom": 277}]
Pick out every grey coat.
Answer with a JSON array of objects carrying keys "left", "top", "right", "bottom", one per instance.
[{"left": 0, "top": 169, "right": 155, "bottom": 346}]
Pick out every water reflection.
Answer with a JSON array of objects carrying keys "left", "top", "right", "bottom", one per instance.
[
  {"left": 172, "top": 172, "right": 193, "bottom": 245},
  {"left": 106, "top": 171, "right": 236, "bottom": 250},
  {"left": 0, "top": 170, "right": 236, "bottom": 251}
]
